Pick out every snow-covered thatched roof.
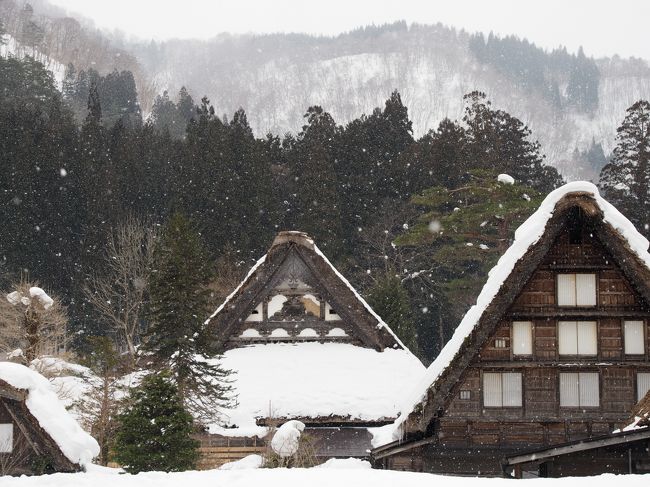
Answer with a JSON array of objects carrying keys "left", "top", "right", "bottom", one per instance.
[
  {"left": 0, "top": 362, "right": 99, "bottom": 466},
  {"left": 207, "top": 342, "right": 424, "bottom": 437}
]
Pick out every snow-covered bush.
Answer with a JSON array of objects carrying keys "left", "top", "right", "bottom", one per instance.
[{"left": 264, "top": 420, "right": 317, "bottom": 468}]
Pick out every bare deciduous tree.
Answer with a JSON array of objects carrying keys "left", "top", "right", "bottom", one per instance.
[
  {"left": 0, "top": 279, "right": 68, "bottom": 362},
  {"left": 84, "top": 216, "right": 158, "bottom": 367}
]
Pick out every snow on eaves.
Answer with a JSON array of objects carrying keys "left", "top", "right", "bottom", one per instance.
[
  {"left": 312, "top": 245, "right": 408, "bottom": 351},
  {"left": 390, "top": 181, "right": 650, "bottom": 440},
  {"left": 0, "top": 362, "right": 99, "bottom": 466}
]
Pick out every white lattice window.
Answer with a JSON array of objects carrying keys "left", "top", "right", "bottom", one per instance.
[
  {"left": 0, "top": 424, "right": 13, "bottom": 453},
  {"left": 558, "top": 321, "right": 597, "bottom": 356},
  {"left": 483, "top": 372, "right": 522, "bottom": 407},
  {"left": 560, "top": 372, "right": 599, "bottom": 407},
  {"left": 638, "top": 373, "right": 650, "bottom": 401},
  {"left": 512, "top": 321, "right": 533, "bottom": 355},
  {"left": 624, "top": 321, "right": 645, "bottom": 355},
  {"left": 557, "top": 273, "right": 597, "bottom": 307}
]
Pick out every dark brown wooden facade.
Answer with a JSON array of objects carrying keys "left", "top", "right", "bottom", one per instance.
[
  {"left": 0, "top": 380, "right": 80, "bottom": 475},
  {"left": 373, "top": 191, "right": 650, "bottom": 476}
]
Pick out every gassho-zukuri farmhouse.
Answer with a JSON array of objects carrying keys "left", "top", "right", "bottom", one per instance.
[
  {"left": 371, "top": 181, "right": 650, "bottom": 477},
  {"left": 196, "top": 230, "right": 425, "bottom": 468}
]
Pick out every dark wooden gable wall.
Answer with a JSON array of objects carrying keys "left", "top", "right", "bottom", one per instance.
[{"left": 207, "top": 232, "right": 403, "bottom": 352}]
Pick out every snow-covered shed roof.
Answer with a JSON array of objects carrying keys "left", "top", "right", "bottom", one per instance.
[
  {"left": 205, "top": 231, "right": 409, "bottom": 351},
  {"left": 389, "top": 181, "right": 650, "bottom": 441},
  {"left": 207, "top": 342, "right": 425, "bottom": 437},
  {"left": 0, "top": 361, "right": 99, "bottom": 467}
]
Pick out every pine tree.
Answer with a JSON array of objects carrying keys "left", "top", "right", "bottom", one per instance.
[
  {"left": 289, "top": 106, "right": 344, "bottom": 257},
  {"left": 367, "top": 273, "right": 418, "bottom": 354},
  {"left": 462, "top": 91, "right": 563, "bottom": 192},
  {"left": 145, "top": 213, "right": 233, "bottom": 423},
  {"left": 114, "top": 372, "right": 199, "bottom": 473},
  {"left": 396, "top": 170, "right": 542, "bottom": 340},
  {"left": 599, "top": 100, "right": 650, "bottom": 235}
]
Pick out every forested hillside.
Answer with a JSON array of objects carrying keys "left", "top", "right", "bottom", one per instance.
[
  {"left": 130, "top": 23, "right": 650, "bottom": 180},
  {"left": 1, "top": 1, "right": 650, "bottom": 363}
]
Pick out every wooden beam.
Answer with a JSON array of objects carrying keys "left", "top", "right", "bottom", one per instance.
[{"left": 504, "top": 428, "right": 650, "bottom": 466}]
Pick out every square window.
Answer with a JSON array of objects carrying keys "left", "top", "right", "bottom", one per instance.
[
  {"left": 0, "top": 424, "right": 13, "bottom": 453},
  {"left": 459, "top": 390, "right": 471, "bottom": 400},
  {"left": 624, "top": 321, "right": 645, "bottom": 355},
  {"left": 558, "top": 321, "right": 597, "bottom": 356},
  {"left": 560, "top": 372, "right": 599, "bottom": 407},
  {"left": 512, "top": 321, "right": 533, "bottom": 355},
  {"left": 557, "top": 274, "right": 596, "bottom": 307},
  {"left": 483, "top": 372, "right": 522, "bottom": 407},
  {"left": 638, "top": 373, "right": 650, "bottom": 401},
  {"left": 494, "top": 338, "right": 507, "bottom": 349}
]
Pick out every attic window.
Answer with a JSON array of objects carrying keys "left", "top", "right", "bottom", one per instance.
[
  {"left": 459, "top": 390, "right": 471, "bottom": 400},
  {"left": 512, "top": 321, "right": 533, "bottom": 355},
  {"left": 558, "top": 321, "right": 597, "bottom": 356},
  {"left": 0, "top": 424, "right": 13, "bottom": 453},
  {"left": 494, "top": 338, "right": 507, "bottom": 349},
  {"left": 483, "top": 372, "right": 522, "bottom": 407},
  {"left": 638, "top": 373, "right": 650, "bottom": 401},
  {"left": 557, "top": 273, "right": 597, "bottom": 307},
  {"left": 560, "top": 372, "right": 599, "bottom": 407},
  {"left": 624, "top": 321, "right": 645, "bottom": 355}
]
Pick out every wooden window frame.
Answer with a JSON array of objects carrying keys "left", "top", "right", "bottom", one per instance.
[
  {"left": 556, "top": 272, "right": 598, "bottom": 308},
  {"left": 559, "top": 371, "right": 600, "bottom": 409},
  {"left": 511, "top": 321, "right": 534, "bottom": 357},
  {"left": 481, "top": 371, "right": 523, "bottom": 409},
  {"left": 622, "top": 319, "right": 646, "bottom": 357},
  {"left": 557, "top": 320, "right": 598, "bottom": 357},
  {"left": 636, "top": 371, "right": 650, "bottom": 402}
]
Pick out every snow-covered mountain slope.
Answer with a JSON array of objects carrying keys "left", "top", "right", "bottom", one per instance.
[
  {"left": 0, "top": 34, "right": 66, "bottom": 88},
  {"left": 130, "top": 25, "right": 650, "bottom": 181}
]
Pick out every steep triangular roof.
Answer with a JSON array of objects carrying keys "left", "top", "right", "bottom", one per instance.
[
  {"left": 204, "top": 231, "right": 406, "bottom": 352},
  {"left": 0, "top": 362, "right": 99, "bottom": 470},
  {"left": 391, "top": 182, "right": 650, "bottom": 440}
]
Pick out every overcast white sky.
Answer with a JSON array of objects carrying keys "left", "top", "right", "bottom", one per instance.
[{"left": 49, "top": 0, "right": 650, "bottom": 60}]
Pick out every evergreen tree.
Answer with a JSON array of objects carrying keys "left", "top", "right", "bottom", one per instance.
[
  {"left": 462, "top": 91, "right": 563, "bottom": 192},
  {"left": 396, "top": 170, "right": 542, "bottom": 341},
  {"left": 114, "top": 372, "right": 199, "bottom": 473},
  {"left": 288, "top": 106, "right": 344, "bottom": 257},
  {"left": 599, "top": 100, "right": 650, "bottom": 235},
  {"left": 145, "top": 213, "right": 233, "bottom": 423},
  {"left": 367, "top": 273, "right": 418, "bottom": 354}
]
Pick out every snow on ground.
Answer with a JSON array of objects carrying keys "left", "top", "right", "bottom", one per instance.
[
  {"left": 207, "top": 342, "right": 424, "bottom": 436},
  {"left": 0, "top": 362, "right": 99, "bottom": 466},
  {"left": 389, "top": 181, "right": 650, "bottom": 441},
  {"left": 1, "top": 465, "right": 649, "bottom": 487}
]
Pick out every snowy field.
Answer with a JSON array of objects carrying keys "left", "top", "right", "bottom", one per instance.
[{"left": 2, "top": 463, "right": 649, "bottom": 487}]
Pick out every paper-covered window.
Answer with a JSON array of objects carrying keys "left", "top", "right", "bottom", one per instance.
[
  {"left": 512, "top": 321, "right": 533, "bottom": 355},
  {"left": 560, "top": 372, "right": 599, "bottom": 407},
  {"left": 624, "top": 320, "right": 645, "bottom": 355},
  {"left": 557, "top": 273, "right": 596, "bottom": 307},
  {"left": 558, "top": 321, "right": 597, "bottom": 356},
  {"left": 483, "top": 372, "right": 522, "bottom": 407}
]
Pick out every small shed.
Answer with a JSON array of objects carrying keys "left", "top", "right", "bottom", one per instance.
[{"left": 0, "top": 362, "right": 99, "bottom": 475}]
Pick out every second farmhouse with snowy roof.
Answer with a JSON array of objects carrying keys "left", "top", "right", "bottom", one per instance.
[
  {"left": 373, "top": 182, "right": 650, "bottom": 477},
  {"left": 198, "top": 231, "right": 424, "bottom": 468}
]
